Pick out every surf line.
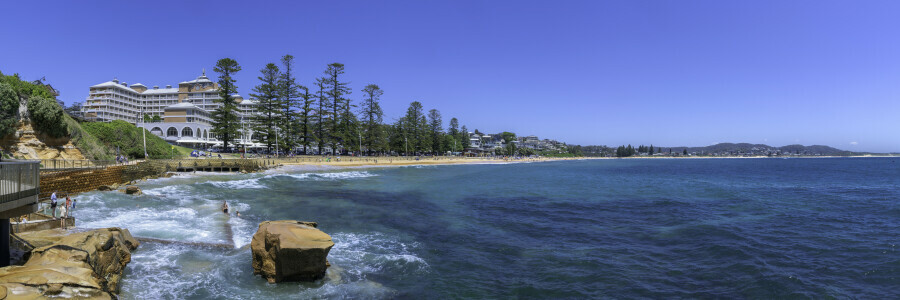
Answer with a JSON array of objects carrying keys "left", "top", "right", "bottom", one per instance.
[
  {"left": 134, "top": 237, "right": 234, "bottom": 250},
  {"left": 138, "top": 216, "right": 236, "bottom": 249},
  {"left": 112, "top": 215, "right": 238, "bottom": 250}
]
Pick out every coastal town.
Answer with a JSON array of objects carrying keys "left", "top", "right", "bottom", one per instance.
[
  {"left": 79, "top": 71, "right": 574, "bottom": 157},
  {"left": 2, "top": 0, "right": 899, "bottom": 298}
]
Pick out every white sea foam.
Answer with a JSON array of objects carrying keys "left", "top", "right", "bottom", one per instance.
[
  {"left": 79, "top": 206, "right": 220, "bottom": 242},
  {"left": 202, "top": 171, "right": 375, "bottom": 189},
  {"left": 142, "top": 185, "right": 188, "bottom": 197},
  {"left": 120, "top": 245, "right": 189, "bottom": 299},
  {"left": 228, "top": 212, "right": 254, "bottom": 248},
  {"left": 329, "top": 232, "right": 429, "bottom": 279},
  {"left": 207, "top": 177, "right": 266, "bottom": 189},
  {"left": 283, "top": 171, "right": 377, "bottom": 181}
]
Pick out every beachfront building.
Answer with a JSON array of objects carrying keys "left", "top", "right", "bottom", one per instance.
[
  {"left": 464, "top": 132, "right": 567, "bottom": 155},
  {"left": 83, "top": 71, "right": 263, "bottom": 149},
  {"left": 465, "top": 132, "right": 506, "bottom": 155}
]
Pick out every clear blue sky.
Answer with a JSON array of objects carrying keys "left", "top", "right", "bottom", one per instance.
[{"left": 2, "top": 0, "right": 899, "bottom": 152}]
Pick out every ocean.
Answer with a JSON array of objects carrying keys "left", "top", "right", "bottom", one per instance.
[{"left": 73, "top": 158, "right": 899, "bottom": 298}]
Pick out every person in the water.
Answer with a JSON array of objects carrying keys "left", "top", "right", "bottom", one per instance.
[{"left": 222, "top": 201, "right": 229, "bottom": 214}]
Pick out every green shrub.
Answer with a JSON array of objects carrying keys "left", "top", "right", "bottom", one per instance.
[
  {"left": 26, "top": 95, "right": 67, "bottom": 138},
  {"left": 0, "top": 73, "right": 54, "bottom": 100},
  {"left": 0, "top": 82, "right": 18, "bottom": 138}
]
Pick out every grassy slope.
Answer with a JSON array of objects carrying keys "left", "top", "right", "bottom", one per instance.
[
  {"left": 81, "top": 120, "right": 194, "bottom": 159},
  {"left": 64, "top": 115, "right": 113, "bottom": 160}
]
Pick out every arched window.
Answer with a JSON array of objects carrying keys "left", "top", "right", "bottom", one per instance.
[
  {"left": 182, "top": 127, "right": 193, "bottom": 137},
  {"left": 203, "top": 130, "right": 208, "bottom": 139},
  {"left": 151, "top": 127, "right": 163, "bottom": 136},
  {"left": 167, "top": 127, "right": 178, "bottom": 137}
]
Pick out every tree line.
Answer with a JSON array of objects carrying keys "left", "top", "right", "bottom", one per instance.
[
  {"left": 614, "top": 144, "right": 686, "bottom": 157},
  {"left": 209, "top": 57, "right": 475, "bottom": 156}
]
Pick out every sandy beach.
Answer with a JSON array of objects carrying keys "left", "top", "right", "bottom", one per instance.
[{"left": 277, "top": 156, "right": 587, "bottom": 167}]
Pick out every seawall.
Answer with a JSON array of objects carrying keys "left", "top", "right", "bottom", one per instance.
[{"left": 38, "top": 158, "right": 283, "bottom": 198}]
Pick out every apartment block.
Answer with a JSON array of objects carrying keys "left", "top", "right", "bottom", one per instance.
[{"left": 83, "top": 71, "right": 260, "bottom": 147}]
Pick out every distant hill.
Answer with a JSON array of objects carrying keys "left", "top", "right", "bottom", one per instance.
[
  {"left": 661, "top": 143, "right": 858, "bottom": 156},
  {"left": 579, "top": 142, "right": 868, "bottom": 157}
]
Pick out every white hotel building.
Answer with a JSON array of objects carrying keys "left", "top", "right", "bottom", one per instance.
[{"left": 83, "top": 71, "right": 261, "bottom": 148}]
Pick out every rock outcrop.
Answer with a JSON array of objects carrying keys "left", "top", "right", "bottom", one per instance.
[
  {"left": 0, "top": 122, "right": 86, "bottom": 160},
  {"left": 0, "top": 227, "right": 140, "bottom": 298},
  {"left": 251, "top": 220, "right": 334, "bottom": 283},
  {"left": 124, "top": 185, "right": 142, "bottom": 195}
]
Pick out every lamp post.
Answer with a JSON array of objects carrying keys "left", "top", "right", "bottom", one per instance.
[{"left": 139, "top": 109, "right": 147, "bottom": 159}]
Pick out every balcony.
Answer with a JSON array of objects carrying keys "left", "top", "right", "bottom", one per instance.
[{"left": 0, "top": 161, "right": 40, "bottom": 218}]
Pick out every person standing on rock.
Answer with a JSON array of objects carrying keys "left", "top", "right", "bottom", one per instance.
[
  {"left": 50, "top": 192, "right": 58, "bottom": 220},
  {"left": 60, "top": 196, "right": 69, "bottom": 229},
  {"left": 65, "top": 196, "right": 73, "bottom": 217}
]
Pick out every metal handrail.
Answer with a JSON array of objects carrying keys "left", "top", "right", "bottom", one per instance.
[{"left": 37, "top": 159, "right": 129, "bottom": 172}]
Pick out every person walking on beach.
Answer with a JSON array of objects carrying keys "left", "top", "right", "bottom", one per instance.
[{"left": 50, "top": 191, "right": 58, "bottom": 220}]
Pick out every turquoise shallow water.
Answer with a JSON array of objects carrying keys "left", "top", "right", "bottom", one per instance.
[{"left": 74, "top": 158, "right": 899, "bottom": 298}]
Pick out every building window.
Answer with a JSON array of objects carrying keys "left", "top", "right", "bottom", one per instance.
[
  {"left": 167, "top": 127, "right": 178, "bottom": 137},
  {"left": 182, "top": 127, "right": 193, "bottom": 137}
]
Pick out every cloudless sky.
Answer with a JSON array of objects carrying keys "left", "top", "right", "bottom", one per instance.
[{"left": 1, "top": 0, "right": 899, "bottom": 152}]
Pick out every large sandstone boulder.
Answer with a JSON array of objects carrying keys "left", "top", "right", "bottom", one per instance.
[
  {"left": 0, "top": 227, "right": 139, "bottom": 298},
  {"left": 251, "top": 220, "right": 334, "bottom": 283}
]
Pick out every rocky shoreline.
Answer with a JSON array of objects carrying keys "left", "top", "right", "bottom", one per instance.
[{"left": 0, "top": 228, "right": 139, "bottom": 298}]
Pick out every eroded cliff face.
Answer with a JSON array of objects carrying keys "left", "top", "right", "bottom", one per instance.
[{"left": 0, "top": 122, "right": 85, "bottom": 160}]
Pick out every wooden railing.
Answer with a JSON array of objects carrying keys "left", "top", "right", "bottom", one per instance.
[{"left": 0, "top": 161, "right": 40, "bottom": 205}]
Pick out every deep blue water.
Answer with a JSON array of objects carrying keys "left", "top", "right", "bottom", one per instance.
[{"left": 76, "top": 158, "right": 899, "bottom": 298}]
